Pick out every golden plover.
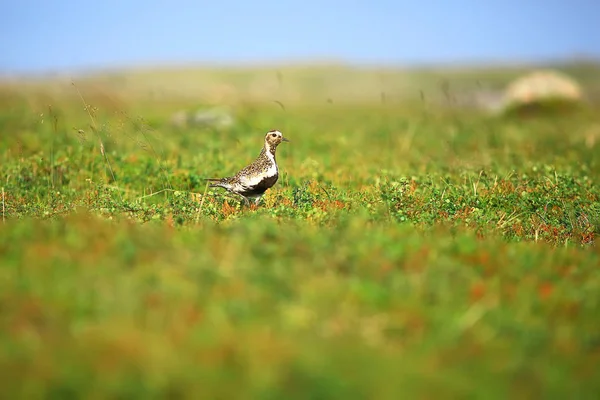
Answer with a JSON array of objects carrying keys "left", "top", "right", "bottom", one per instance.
[{"left": 205, "top": 129, "right": 290, "bottom": 205}]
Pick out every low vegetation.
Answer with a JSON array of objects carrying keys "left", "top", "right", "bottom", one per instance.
[{"left": 1, "top": 65, "right": 599, "bottom": 398}]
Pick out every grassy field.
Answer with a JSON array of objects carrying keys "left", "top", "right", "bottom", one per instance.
[{"left": 1, "top": 64, "right": 600, "bottom": 398}]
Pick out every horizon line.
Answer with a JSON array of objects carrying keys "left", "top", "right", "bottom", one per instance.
[{"left": 1, "top": 55, "right": 599, "bottom": 80}]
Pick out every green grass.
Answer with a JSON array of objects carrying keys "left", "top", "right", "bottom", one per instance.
[{"left": 1, "top": 68, "right": 600, "bottom": 398}]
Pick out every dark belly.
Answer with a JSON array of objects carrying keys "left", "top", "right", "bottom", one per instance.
[{"left": 241, "top": 174, "right": 278, "bottom": 196}]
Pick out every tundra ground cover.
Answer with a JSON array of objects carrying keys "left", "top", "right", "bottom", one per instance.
[{"left": 1, "top": 69, "right": 599, "bottom": 398}]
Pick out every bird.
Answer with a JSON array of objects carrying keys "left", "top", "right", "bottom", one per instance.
[{"left": 204, "top": 129, "right": 290, "bottom": 206}]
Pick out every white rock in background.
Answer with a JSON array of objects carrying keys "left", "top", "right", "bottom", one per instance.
[
  {"left": 170, "top": 108, "right": 235, "bottom": 129},
  {"left": 501, "top": 69, "right": 584, "bottom": 112},
  {"left": 190, "top": 108, "right": 234, "bottom": 128}
]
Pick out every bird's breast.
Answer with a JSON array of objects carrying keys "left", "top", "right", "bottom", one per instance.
[
  {"left": 265, "top": 161, "right": 278, "bottom": 177},
  {"left": 254, "top": 174, "right": 279, "bottom": 191}
]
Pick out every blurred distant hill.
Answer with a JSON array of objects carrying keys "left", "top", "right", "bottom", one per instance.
[{"left": 1, "top": 60, "right": 599, "bottom": 108}]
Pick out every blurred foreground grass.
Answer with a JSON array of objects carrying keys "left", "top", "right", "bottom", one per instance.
[{"left": 1, "top": 64, "right": 600, "bottom": 398}]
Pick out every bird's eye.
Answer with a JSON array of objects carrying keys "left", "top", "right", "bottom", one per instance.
[{"left": 271, "top": 133, "right": 277, "bottom": 137}]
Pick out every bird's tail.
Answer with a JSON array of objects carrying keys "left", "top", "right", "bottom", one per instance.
[{"left": 203, "top": 178, "right": 225, "bottom": 188}]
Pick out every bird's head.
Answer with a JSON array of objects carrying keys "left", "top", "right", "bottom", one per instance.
[{"left": 264, "top": 130, "right": 290, "bottom": 149}]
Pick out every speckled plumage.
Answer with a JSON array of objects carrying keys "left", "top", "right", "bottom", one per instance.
[{"left": 205, "top": 130, "right": 290, "bottom": 205}]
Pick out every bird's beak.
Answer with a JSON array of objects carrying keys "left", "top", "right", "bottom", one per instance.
[{"left": 282, "top": 137, "right": 290, "bottom": 142}]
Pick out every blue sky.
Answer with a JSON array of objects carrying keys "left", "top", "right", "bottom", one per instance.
[{"left": 1, "top": 0, "right": 598, "bottom": 73}]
